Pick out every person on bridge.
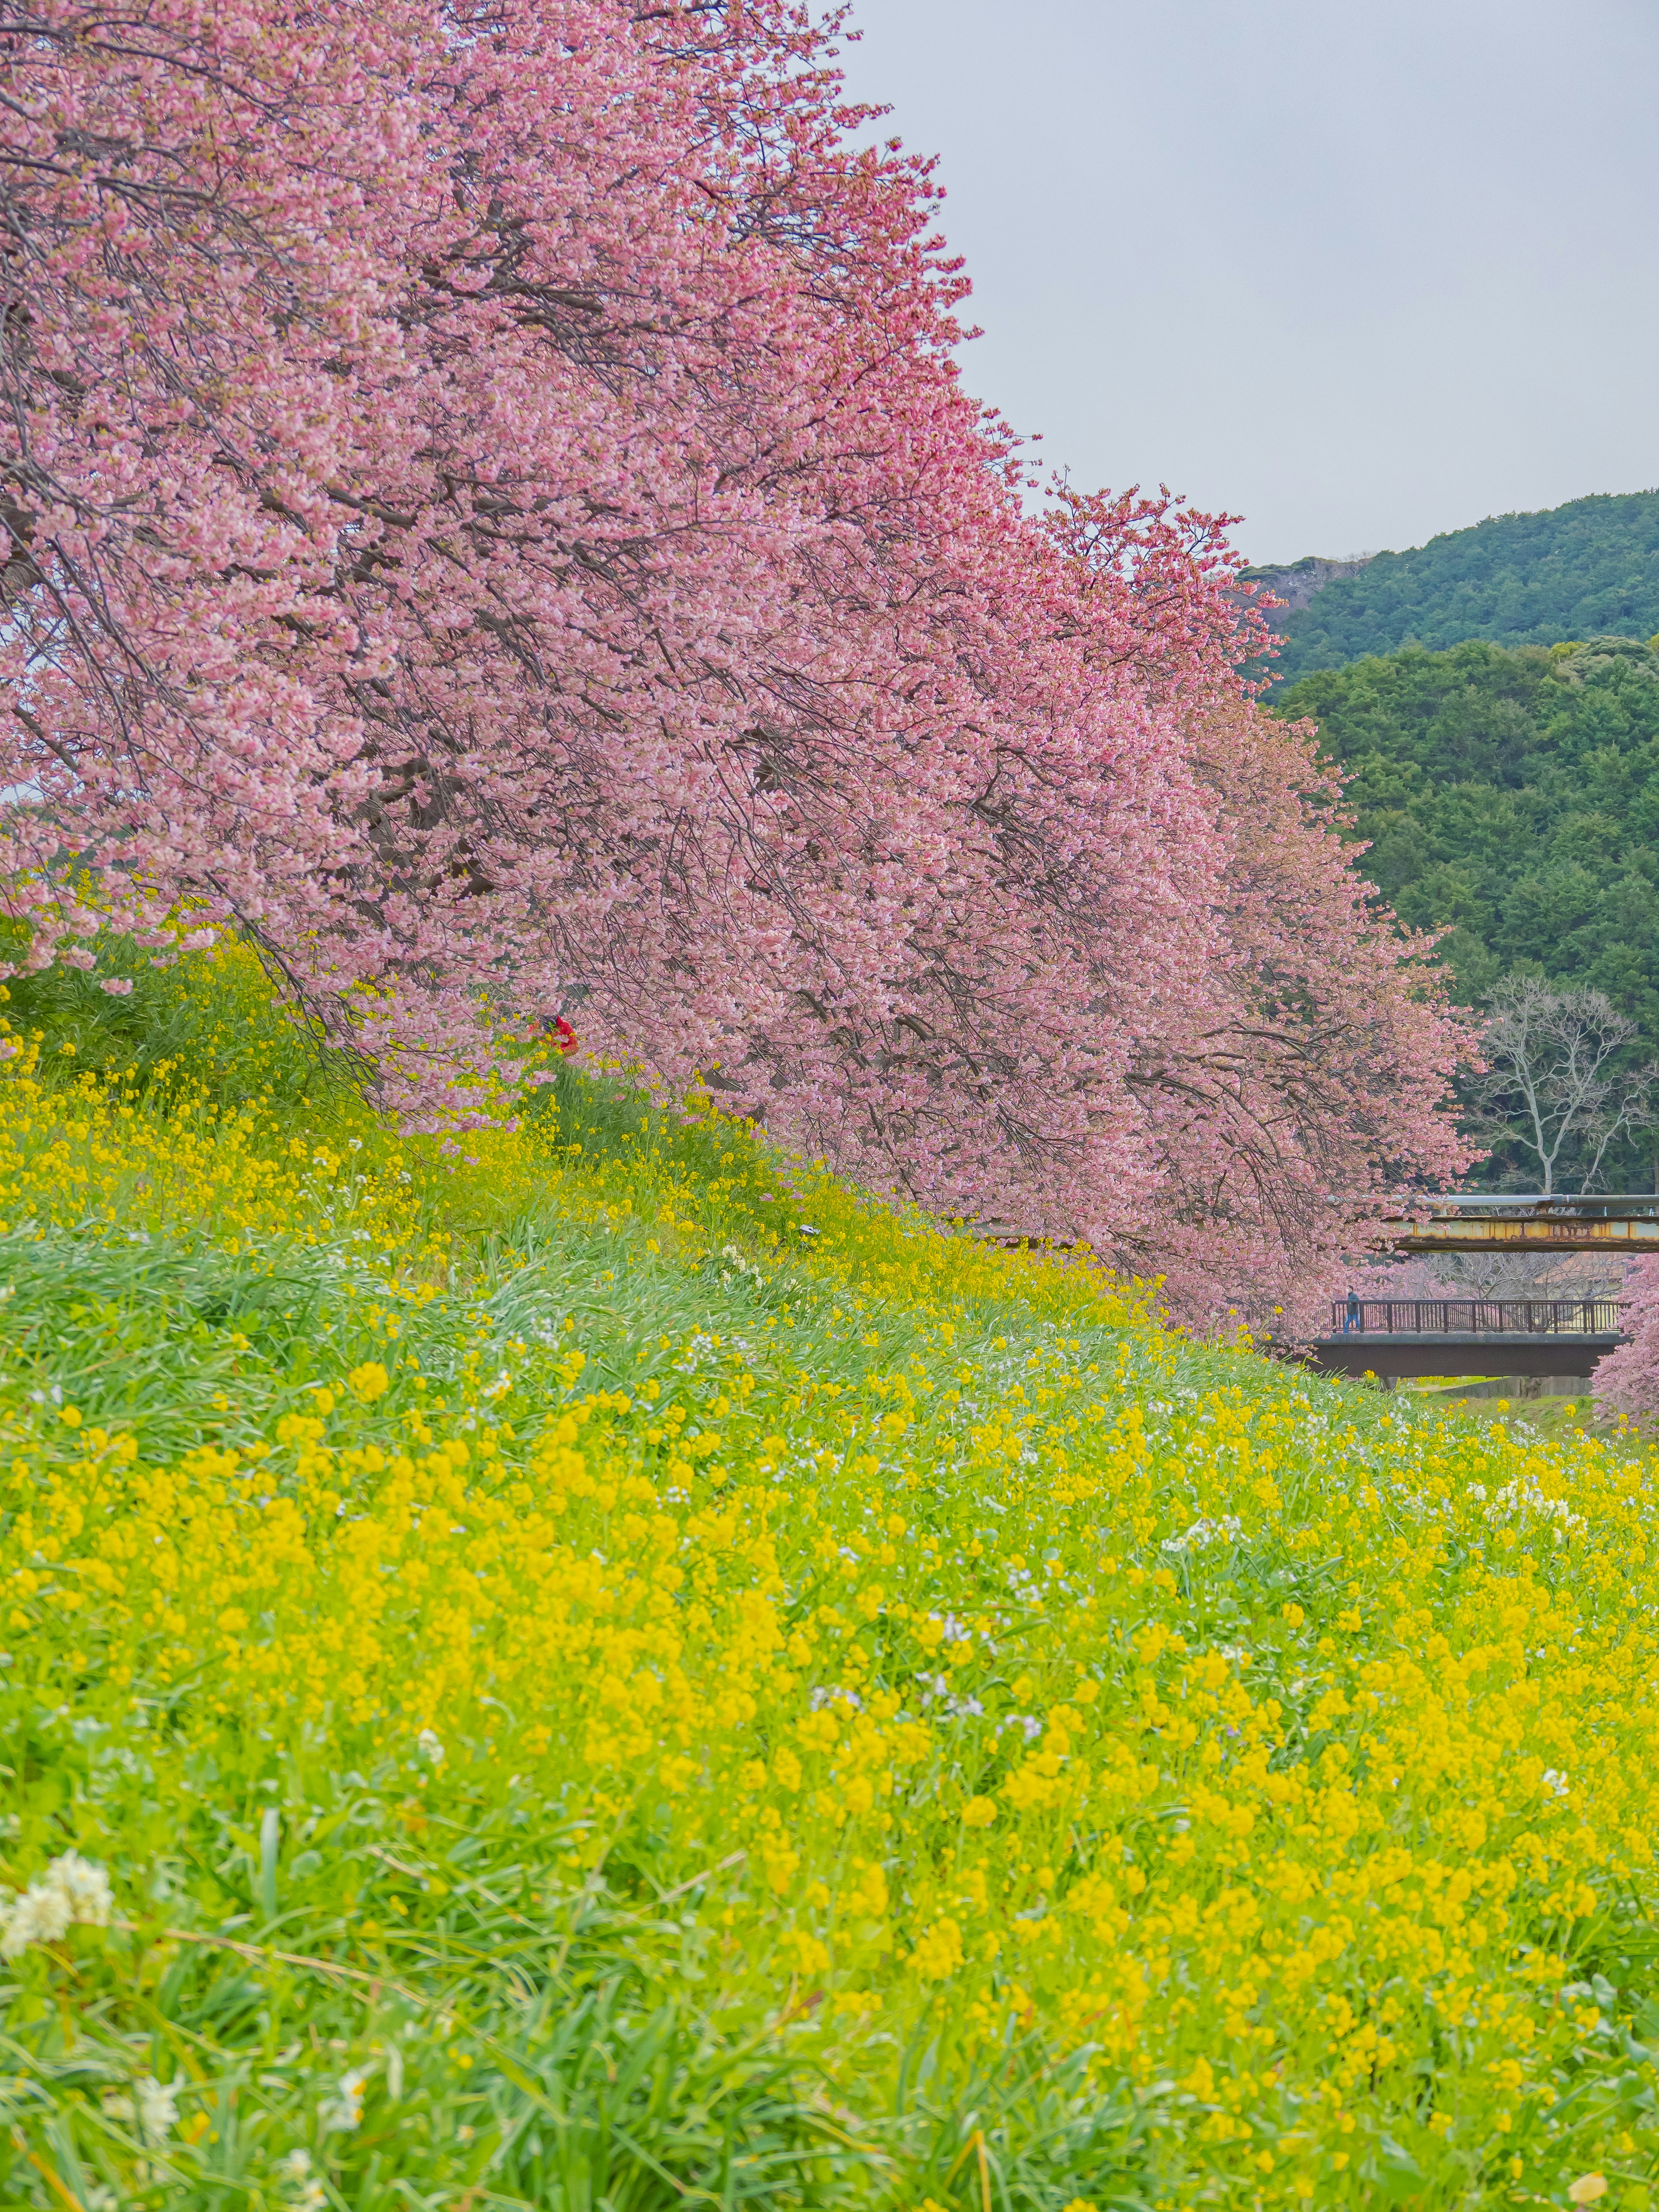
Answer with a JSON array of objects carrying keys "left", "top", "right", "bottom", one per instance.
[{"left": 1344, "top": 1287, "right": 1361, "bottom": 1334}]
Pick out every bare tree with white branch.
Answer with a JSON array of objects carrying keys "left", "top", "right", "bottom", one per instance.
[{"left": 1474, "top": 979, "right": 1657, "bottom": 1194}]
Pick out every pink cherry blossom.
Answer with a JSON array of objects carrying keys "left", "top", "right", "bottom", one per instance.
[
  {"left": 0, "top": 0, "right": 1475, "bottom": 1322},
  {"left": 1592, "top": 1259, "right": 1659, "bottom": 1429}
]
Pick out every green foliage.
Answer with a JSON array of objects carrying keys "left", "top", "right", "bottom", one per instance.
[
  {"left": 0, "top": 937, "right": 363, "bottom": 1120},
  {"left": 1263, "top": 490, "right": 1659, "bottom": 685},
  {"left": 1274, "top": 634, "right": 1659, "bottom": 1185}
]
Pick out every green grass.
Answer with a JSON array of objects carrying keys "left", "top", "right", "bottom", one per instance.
[{"left": 3, "top": 944, "right": 1659, "bottom": 2210}]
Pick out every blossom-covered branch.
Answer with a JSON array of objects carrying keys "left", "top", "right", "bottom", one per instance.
[{"left": 0, "top": 0, "right": 1473, "bottom": 1317}]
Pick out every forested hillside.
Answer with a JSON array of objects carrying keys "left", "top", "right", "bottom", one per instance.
[
  {"left": 1274, "top": 635, "right": 1659, "bottom": 1184},
  {"left": 1260, "top": 490, "right": 1659, "bottom": 683}
]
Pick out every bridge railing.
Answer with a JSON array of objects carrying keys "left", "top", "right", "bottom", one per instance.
[{"left": 1328, "top": 1298, "right": 1624, "bottom": 1337}]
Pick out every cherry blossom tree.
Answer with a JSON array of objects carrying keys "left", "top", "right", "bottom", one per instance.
[
  {"left": 0, "top": 0, "right": 1474, "bottom": 1321},
  {"left": 1120, "top": 698, "right": 1475, "bottom": 1328},
  {"left": 1591, "top": 1259, "right": 1659, "bottom": 1430}
]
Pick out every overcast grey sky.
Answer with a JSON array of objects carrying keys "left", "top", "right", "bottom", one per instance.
[{"left": 834, "top": 0, "right": 1659, "bottom": 564}]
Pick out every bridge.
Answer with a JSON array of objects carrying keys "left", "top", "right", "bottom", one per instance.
[
  {"left": 1385, "top": 1193, "right": 1659, "bottom": 1254},
  {"left": 1309, "top": 1297, "right": 1628, "bottom": 1380},
  {"left": 975, "top": 1192, "right": 1650, "bottom": 1382}
]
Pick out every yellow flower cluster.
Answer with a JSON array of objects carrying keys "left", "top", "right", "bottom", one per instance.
[
  {"left": 0, "top": 966, "right": 1656, "bottom": 2209},
  {"left": 0, "top": 1027, "right": 402, "bottom": 1252}
]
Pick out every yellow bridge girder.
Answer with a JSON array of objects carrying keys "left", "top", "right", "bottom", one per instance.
[{"left": 1386, "top": 1198, "right": 1659, "bottom": 1253}]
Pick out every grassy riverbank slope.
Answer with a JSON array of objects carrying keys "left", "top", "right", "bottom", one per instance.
[{"left": 1, "top": 950, "right": 1656, "bottom": 2210}]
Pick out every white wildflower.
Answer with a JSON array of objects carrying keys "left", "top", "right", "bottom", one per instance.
[
  {"left": 808, "top": 1684, "right": 863, "bottom": 1710},
  {"left": 1161, "top": 1515, "right": 1242, "bottom": 1557},
  {"left": 103, "top": 2075, "right": 178, "bottom": 2138},
  {"left": 319, "top": 2067, "right": 368, "bottom": 2132},
  {"left": 0, "top": 1880, "right": 72, "bottom": 1958},
  {"left": 137, "top": 2076, "right": 180, "bottom": 2137},
  {"left": 283, "top": 2149, "right": 324, "bottom": 2209},
  {"left": 0, "top": 1848, "right": 113, "bottom": 1959},
  {"left": 1487, "top": 1475, "right": 1583, "bottom": 1539},
  {"left": 50, "top": 1850, "right": 113, "bottom": 1926}
]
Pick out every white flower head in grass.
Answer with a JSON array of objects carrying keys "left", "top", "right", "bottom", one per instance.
[
  {"left": 1161, "top": 1516, "right": 1242, "bottom": 1557},
  {"left": 139, "top": 2077, "right": 180, "bottom": 2137},
  {"left": 1488, "top": 1474, "right": 1584, "bottom": 1541},
  {"left": 0, "top": 1849, "right": 113, "bottom": 1958},
  {"left": 103, "top": 2075, "right": 178, "bottom": 2138},
  {"left": 0, "top": 1878, "right": 70, "bottom": 1957},
  {"left": 52, "top": 1850, "right": 113, "bottom": 1924},
  {"left": 320, "top": 2068, "right": 369, "bottom": 2132},
  {"left": 284, "top": 2148, "right": 327, "bottom": 2209},
  {"left": 416, "top": 1728, "right": 445, "bottom": 1766}
]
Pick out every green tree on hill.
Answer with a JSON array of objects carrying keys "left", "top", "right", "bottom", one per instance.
[
  {"left": 1261, "top": 490, "right": 1659, "bottom": 684},
  {"left": 1274, "top": 634, "right": 1659, "bottom": 1187}
]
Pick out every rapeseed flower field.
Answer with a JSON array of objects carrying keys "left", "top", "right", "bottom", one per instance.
[{"left": 2, "top": 949, "right": 1657, "bottom": 2211}]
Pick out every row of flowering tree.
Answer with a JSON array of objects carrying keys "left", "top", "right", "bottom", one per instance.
[{"left": 0, "top": 0, "right": 1473, "bottom": 1325}]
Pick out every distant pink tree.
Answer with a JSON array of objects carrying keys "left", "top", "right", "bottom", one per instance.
[
  {"left": 1592, "top": 1259, "right": 1659, "bottom": 1429},
  {"left": 0, "top": 0, "right": 1473, "bottom": 1321},
  {"left": 1117, "top": 697, "right": 1475, "bottom": 1328}
]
